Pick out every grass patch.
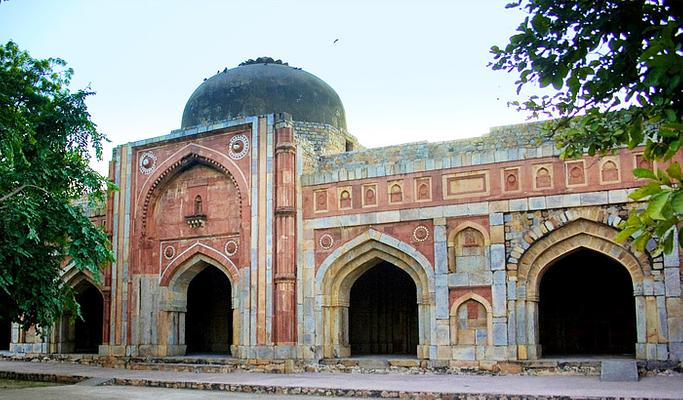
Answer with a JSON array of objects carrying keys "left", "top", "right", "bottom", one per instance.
[{"left": 0, "top": 378, "right": 62, "bottom": 389}]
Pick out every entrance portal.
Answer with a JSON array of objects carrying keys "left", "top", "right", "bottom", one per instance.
[
  {"left": 349, "top": 262, "right": 418, "bottom": 355},
  {"left": 186, "top": 266, "right": 232, "bottom": 354},
  {"left": 74, "top": 283, "right": 103, "bottom": 353},
  {"left": 539, "top": 249, "right": 636, "bottom": 356}
]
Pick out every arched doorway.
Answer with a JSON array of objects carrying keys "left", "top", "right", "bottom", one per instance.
[
  {"left": 539, "top": 248, "right": 636, "bottom": 356},
  {"left": 316, "top": 230, "right": 434, "bottom": 359},
  {"left": 349, "top": 262, "right": 418, "bottom": 355},
  {"left": 186, "top": 265, "right": 232, "bottom": 354},
  {"left": 74, "top": 282, "right": 103, "bottom": 353}
]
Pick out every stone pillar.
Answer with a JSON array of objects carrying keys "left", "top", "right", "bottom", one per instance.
[{"left": 273, "top": 117, "right": 297, "bottom": 344}]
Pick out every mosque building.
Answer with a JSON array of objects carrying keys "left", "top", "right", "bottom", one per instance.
[{"left": 5, "top": 58, "right": 683, "bottom": 369}]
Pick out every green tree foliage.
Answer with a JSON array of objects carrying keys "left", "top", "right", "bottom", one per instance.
[
  {"left": 491, "top": 0, "right": 683, "bottom": 256},
  {"left": 0, "top": 41, "right": 114, "bottom": 331}
]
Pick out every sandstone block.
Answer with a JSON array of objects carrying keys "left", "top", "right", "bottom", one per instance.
[
  {"left": 601, "top": 360, "right": 638, "bottom": 382},
  {"left": 452, "top": 345, "right": 476, "bottom": 360},
  {"left": 498, "top": 361, "right": 522, "bottom": 374}
]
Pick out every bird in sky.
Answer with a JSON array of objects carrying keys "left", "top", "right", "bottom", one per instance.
[{"left": 333, "top": 38, "right": 339, "bottom": 44}]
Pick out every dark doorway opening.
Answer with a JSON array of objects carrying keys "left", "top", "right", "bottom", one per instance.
[
  {"left": 186, "top": 266, "right": 232, "bottom": 354},
  {"left": 539, "top": 249, "right": 636, "bottom": 356},
  {"left": 74, "top": 284, "right": 103, "bottom": 353},
  {"left": 349, "top": 262, "right": 418, "bottom": 355},
  {"left": 0, "top": 294, "right": 10, "bottom": 351}
]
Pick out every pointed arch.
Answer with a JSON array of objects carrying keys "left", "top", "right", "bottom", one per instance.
[
  {"left": 447, "top": 221, "right": 490, "bottom": 247},
  {"left": 518, "top": 219, "right": 647, "bottom": 300},
  {"left": 449, "top": 293, "right": 493, "bottom": 346},
  {"left": 158, "top": 251, "right": 240, "bottom": 356},
  {"left": 162, "top": 249, "right": 239, "bottom": 290},
  {"left": 315, "top": 229, "right": 434, "bottom": 359},
  {"left": 316, "top": 229, "right": 434, "bottom": 302},
  {"left": 60, "top": 263, "right": 103, "bottom": 294},
  {"left": 137, "top": 143, "right": 249, "bottom": 236},
  {"left": 512, "top": 218, "right": 651, "bottom": 360}
]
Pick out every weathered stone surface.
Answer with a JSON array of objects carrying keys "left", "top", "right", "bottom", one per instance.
[{"left": 601, "top": 360, "right": 639, "bottom": 382}]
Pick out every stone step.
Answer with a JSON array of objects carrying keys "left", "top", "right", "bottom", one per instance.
[
  {"left": 135, "top": 356, "right": 239, "bottom": 366},
  {"left": 129, "top": 362, "right": 236, "bottom": 373},
  {"left": 600, "top": 360, "right": 639, "bottom": 381}
]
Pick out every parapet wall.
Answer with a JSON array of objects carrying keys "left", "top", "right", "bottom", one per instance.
[{"left": 302, "top": 122, "right": 552, "bottom": 186}]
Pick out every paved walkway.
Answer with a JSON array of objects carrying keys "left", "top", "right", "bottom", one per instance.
[{"left": 0, "top": 360, "right": 682, "bottom": 399}]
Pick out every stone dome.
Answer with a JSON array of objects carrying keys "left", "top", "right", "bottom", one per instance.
[{"left": 181, "top": 60, "right": 347, "bottom": 130}]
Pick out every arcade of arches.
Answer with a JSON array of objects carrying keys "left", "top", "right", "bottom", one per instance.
[{"left": 4, "top": 111, "right": 682, "bottom": 365}]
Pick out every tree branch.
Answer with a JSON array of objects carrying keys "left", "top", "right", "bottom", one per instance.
[{"left": 0, "top": 184, "right": 49, "bottom": 204}]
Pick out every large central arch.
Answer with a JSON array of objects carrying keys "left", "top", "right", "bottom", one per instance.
[{"left": 316, "top": 229, "right": 434, "bottom": 359}]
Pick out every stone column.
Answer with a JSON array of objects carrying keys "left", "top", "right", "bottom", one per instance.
[{"left": 273, "top": 117, "right": 297, "bottom": 344}]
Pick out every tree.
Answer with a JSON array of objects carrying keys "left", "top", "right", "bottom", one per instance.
[
  {"left": 0, "top": 41, "right": 114, "bottom": 332},
  {"left": 491, "top": 0, "right": 683, "bottom": 256}
]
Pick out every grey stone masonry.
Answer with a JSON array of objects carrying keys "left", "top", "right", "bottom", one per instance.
[{"left": 302, "top": 121, "right": 555, "bottom": 186}]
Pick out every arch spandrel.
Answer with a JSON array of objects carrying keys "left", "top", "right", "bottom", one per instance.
[
  {"left": 162, "top": 249, "right": 239, "bottom": 291},
  {"left": 316, "top": 229, "right": 434, "bottom": 303}
]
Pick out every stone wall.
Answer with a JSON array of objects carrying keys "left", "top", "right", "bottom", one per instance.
[
  {"left": 294, "top": 120, "right": 363, "bottom": 174},
  {"left": 302, "top": 122, "right": 549, "bottom": 186}
]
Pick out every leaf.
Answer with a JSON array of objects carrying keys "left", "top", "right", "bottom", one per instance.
[
  {"left": 667, "top": 162, "right": 683, "bottom": 181},
  {"left": 633, "top": 167, "right": 657, "bottom": 180},
  {"left": 629, "top": 182, "right": 662, "bottom": 200},
  {"left": 615, "top": 225, "right": 640, "bottom": 243},
  {"left": 645, "top": 191, "right": 672, "bottom": 221},
  {"left": 531, "top": 14, "right": 551, "bottom": 35},
  {"left": 672, "top": 191, "right": 683, "bottom": 215},
  {"left": 632, "top": 231, "right": 652, "bottom": 252}
]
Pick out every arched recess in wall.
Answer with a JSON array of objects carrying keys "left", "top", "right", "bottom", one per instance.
[
  {"left": 447, "top": 222, "right": 489, "bottom": 273},
  {"left": 315, "top": 229, "right": 434, "bottom": 359},
  {"left": 137, "top": 144, "right": 248, "bottom": 237},
  {"left": 53, "top": 268, "right": 105, "bottom": 354},
  {"left": 160, "top": 252, "right": 240, "bottom": 356},
  {"left": 514, "top": 218, "right": 650, "bottom": 360},
  {"left": 449, "top": 293, "right": 493, "bottom": 347}
]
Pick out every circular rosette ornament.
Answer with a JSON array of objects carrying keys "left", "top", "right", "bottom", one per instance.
[
  {"left": 228, "top": 134, "right": 250, "bottom": 160},
  {"left": 163, "top": 245, "right": 176, "bottom": 260},
  {"left": 139, "top": 151, "right": 158, "bottom": 175},
  {"left": 412, "top": 225, "right": 430, "bottom": 242},
  {"left": 319, "top": 233, "right": 334, "bottom": 250},
  {"left": 224, "top": 240, "right": 238, "bottom": 257}
]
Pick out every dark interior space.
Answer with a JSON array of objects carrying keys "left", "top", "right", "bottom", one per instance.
[
  {"left": 0, "top": 294, "right": 10, "bottom": 351},
  {"left": 74, "top": 284, "right": 103, "bottom": 353},
  {"left": 539, "top": 249, "right": 636, "bottom": 356},
  {"left": 349, "top": 262, "right": 418, "bottom": 355},
  {"left": 0, "top": 317, "right": 9, "bottom": 351},
  {"left": 186, "top": 265, "right": 232, "bottom": 354}
]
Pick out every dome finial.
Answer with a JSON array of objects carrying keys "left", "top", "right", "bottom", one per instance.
[{"left": 238, "top": 57, "right": 289, "bottom": 67}]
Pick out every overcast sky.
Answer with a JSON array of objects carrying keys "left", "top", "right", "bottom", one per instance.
[{"left": 0, "top": 1, "right": 538, "bottom": 173}]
